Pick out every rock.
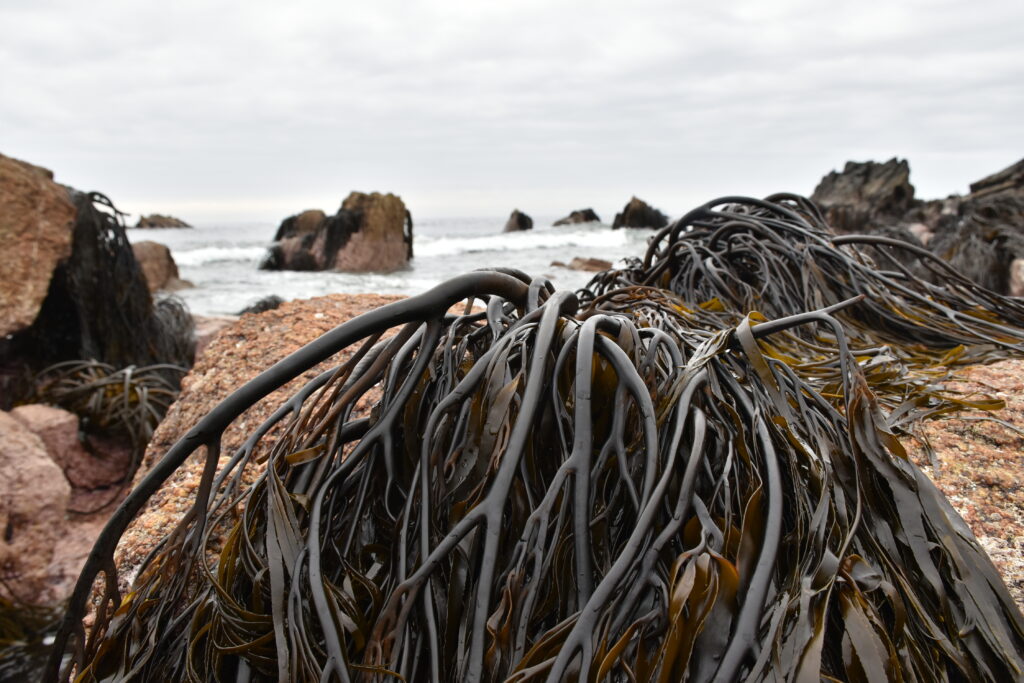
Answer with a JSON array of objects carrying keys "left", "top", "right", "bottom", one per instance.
[
  {"left": 131, "top": 240, "right": 193, "bottom": 293},
  {"left": 238, "top": 295, "right": 286, "bottom": 316},
  {"left": 503, "top": 209, "right": 533, "bottom": 233},
  {"left": 10, "top": 404, "right": 131, "bottom": 491},
  {"left": 554, "top": 208, "right": 601, "bottom": 226},
  {"left": 135, "top": 214, "right": 191, "bottom": 228},
  {"left": 1011, "top": 260, "right": 1024, "bottom": 298},
  {"left": 969, "top": 158, "right": 1024, "bottom": 200},
  {"left": 273, "top": 209, "right": 327, "bottom": 241},
  {"left": 192, "top": 314, "right": 238, "bottom": 359},
  {"left": 811, "top": 158, "right": 915, "bottom": 232},
  {"left": 551, "top": 257, "right": 613, "bottom": 272},
  {"left": 0, "top": 153, "right": 77, "bottom": 338},
  {"left": 1, "top": 156, "right": 195, "bottom": 408},
  {"left": 0, "top": 410, "right": 71, "bottom": 604},
  {"left": 262, "top": 192, "right": 413, "bottom": 272},
  {"left": 612, "top": 197, "right": 669, "bottom": 230}
]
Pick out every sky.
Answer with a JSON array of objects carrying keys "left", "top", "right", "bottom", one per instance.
[{"left": 1, "top": 0, "right": 1021, "bottom": 222}]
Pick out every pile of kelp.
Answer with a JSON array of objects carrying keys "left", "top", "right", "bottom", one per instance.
[{"left": 50, "top": 195, "right": 1024, "bottom": 681}]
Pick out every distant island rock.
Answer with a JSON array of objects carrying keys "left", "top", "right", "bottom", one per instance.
[
  {"left": 261, "top": 192, "right": 413, "bottom": 273},
  {"left": 503, "top": 209, "right": 533, "bottom": 233},
  {"left": 135, "top": 214, "right": 191, "bottom": 228},
  {"left": 553, "top": 208, "right": 601, "bottom": 226},
  {"left": 612, "top": 197, "right": 668, "bottom": 229}
]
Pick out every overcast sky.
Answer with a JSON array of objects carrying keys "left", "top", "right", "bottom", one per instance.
[{"left": 2, "top": 0, "right": 1021, "bottom": 222}]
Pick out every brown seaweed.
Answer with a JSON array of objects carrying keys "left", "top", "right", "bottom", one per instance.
[{"left": 47, "top": 195, "right": 1024, "bottom": 681}]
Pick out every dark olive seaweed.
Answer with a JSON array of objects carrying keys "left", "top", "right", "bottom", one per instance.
[{"left": 48, "top": 196, "right": 1024, "bottom": 681}]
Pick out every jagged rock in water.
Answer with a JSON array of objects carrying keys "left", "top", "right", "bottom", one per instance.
[
  {"left": 553, "top": 208, "right": 601, "bottom": 226},
  {"left": 612, "top": 196, "right": 668, "bottom": 229},
  {"left": 503, "top": 209, "right": 533, "bottom": 233},
  {"left": 238, "top": 295, "right": 285, "bottom": 315},
  {"left": 131, "top": 241, "right": 192, "bottom": 293},
  {"left": 135, "top": 214, "right": 190, "bottom": 228},
  {"left": 811, "top": 158, "right": 915, "bottom": 232},
  {"left": 0, "top": 153, "right": 77, "bottom": 338},
  {"left": 262, "top": 192, "right": 413, "bottom": 272}
]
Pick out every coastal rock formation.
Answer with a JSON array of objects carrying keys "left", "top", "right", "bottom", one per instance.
[
  {"left": 503, "top": 209, "right": 533, "bottom": 233},
  {"left": 553, "top": 208, "right": 601, "bottom": 226},
  {"left": 262, "top": 192, "right": 413, "bottom": 272},
  {"left": 135, "top": 214, "right": 190, "bottom": 228},
  {"left": 612, "top": 196, "right": 668, "bottom": 229},
  {"left": 0, "top": 153, "right": 77, "bottom": 337},
  {"left": 0, "top": 153, "right": 195, "bottom": 409},
  {"left": 0, "top": 410, "right": 71, "bottom": 604},
  {"left": 131, "top": 240, "right": 193, "bottom": 293},
  {"left": 811, "top": 158, "right": 915, "bottom": 233}
]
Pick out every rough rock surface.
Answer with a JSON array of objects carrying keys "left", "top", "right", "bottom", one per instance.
[
  {"left": 0, "top": 153, "right": 76, "bottom": 337},
  {"left": 811, "top": 158, "right": 915, "bottom": 233},
  {"left": 970, "top": 158, "right": 1024, "bottom": 199},
  {"left": 553, "top": 208, "right": 601, "bottom": 226},
  {"left": 115, "top": 294, "right": 404, "bottom": 580},
  {"left": 131, "top": 240, "right": 192, "bottom": 292},
  {"left": 0, "top": 410, "right": 72, "bottom": 604},
  {"left": 135, "top": 214, "right": 190, "bottom": 228},
  {"left": 262, "top": 193, "right": 413, "bottom": 272},
  {"left": 612, "top": 197, "right": 668, "bottom": 229},
  {"left": 503, "top": 209, "right": 533, "bottom": 233},
  {"left": 904, "top": 358, "right": 1024, "bottom": 609}
]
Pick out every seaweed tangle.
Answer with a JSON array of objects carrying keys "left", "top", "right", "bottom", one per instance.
[{"left": 49, "top": 196, "right": 1024, "bottom": 681}]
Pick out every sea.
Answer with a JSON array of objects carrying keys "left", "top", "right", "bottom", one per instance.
[{"left": 127, "top": 217, "right": 657, "bottom": 317}]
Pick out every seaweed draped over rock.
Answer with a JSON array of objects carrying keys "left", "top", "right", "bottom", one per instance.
[{"left": 51, "top": 195, "right": 1024, "bottom": 681}]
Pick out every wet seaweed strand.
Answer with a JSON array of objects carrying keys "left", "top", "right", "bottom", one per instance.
[{"left": 48, "top": 196, "right": 1024, "bottom": 681}]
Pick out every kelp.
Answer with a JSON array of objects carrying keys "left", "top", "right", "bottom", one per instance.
[
  {"left": 0, "top": 598, "right": 61, "bottom": 683},
  {"left": 31, "top": 360, "right": 188, "bottom": 486},
  {"left": 48, "top": 195, "right": 1024, "bottom": 681}
]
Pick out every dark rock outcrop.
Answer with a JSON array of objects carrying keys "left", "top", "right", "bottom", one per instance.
[
  {"left": 262, "top": 192, "right": 413, "bottom": 272},
  {"left": 554, "top": 208, "right": 601, "bottom": 226},
  {"left": 811, "top": 158, "right": 915, "bottom": 233},
  {"left": 612, "top": 197, "right": 668, "bottom": 230},
  {"left": 135, "top": 214, "right": 191, "bottom": 228},
  {"left": 131, "top": 240, "right": 193, "bottom": 293},
  {"left": 238, "top": 295, "right": 285, "bottom": 315},
  {"left": 503, "top": 209, "right": 533, "bottom": 233}
]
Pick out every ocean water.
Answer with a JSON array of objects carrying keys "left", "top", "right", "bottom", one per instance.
[{"left": 127, "top": 217, "right": 656, "bottom": 316}]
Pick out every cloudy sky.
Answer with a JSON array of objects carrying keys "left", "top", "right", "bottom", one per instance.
[{"left": 2, "top": 0, "right": 1021, "bottom": 221}]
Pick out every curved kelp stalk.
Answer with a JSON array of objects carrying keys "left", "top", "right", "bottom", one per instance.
[{"left": 48, "top": 197, "right": 1024, "bottom": 681}]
